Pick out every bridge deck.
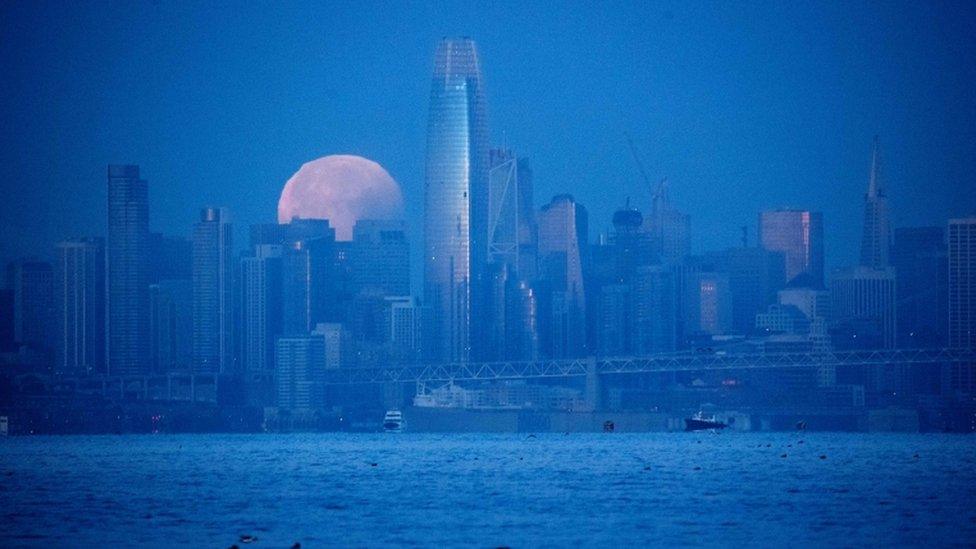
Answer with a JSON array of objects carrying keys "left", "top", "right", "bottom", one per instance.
[{"left": 322, "top": 348, "right": 976, "bottom": 385}]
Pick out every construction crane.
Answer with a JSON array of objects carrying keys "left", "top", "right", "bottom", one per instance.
[{"left": 625, "top": 133, "right": 654, "bottom": 195}]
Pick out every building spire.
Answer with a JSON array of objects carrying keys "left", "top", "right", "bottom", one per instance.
[
  {"left": 867, "top": 135, "right": 881, "bottom": 198},
  {"left": 859, "top": 135, "right": 890, "bottom": 269}
]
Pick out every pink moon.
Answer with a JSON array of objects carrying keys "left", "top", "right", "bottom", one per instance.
[{"left": 277, "top": 155, "right": 404, "bottom": 241}]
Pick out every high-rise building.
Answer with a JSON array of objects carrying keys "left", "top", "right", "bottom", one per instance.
[
  {"left": 281, "top": 236, "right": 338, "bottom": 335},
  {"left": 149, "top": 279, "right": 191, "bottom": 374},
  {"left": 275, "top": 335, "right": 325, "bottom": 411},
  {"left": 240, "top": 245, "right": 283, "bottom": 375},
  {"left": 696, "top": 271, "right": 733, "bottom": 336},
  {"left": 0, "top": 289, "right": 14, "bottom": 352},
  {"left": 386, "top": 296, "right": 428, "bottom": 363},
  {"left": 147, "top": 233, "right": 192, "bottom": 375},
  {"left": 830, "top": 266, "right": 897, "bottom": 350},
  {"left": 948, "top": 217, "right": 975, "bottom": 394},
  {"left": 634, "top": 265, "right": 676, "bottom": 353},
  {"left": 860, "top": 137, "right": 891, "bottom": 270},
  {"left": 596, "top": 284, "right": 631, "bottom": 356},
  {"left": 192, "top": 207, "right": 234, "bottom": 374},
  {"left": 6, "top": 258, "right": 55, "bottom": 356},
  {"left": 350, "top": 219, "right": 409, "bottom": 297},
  {"left": 778, "top": 285, "right": 831, "bottom": 324},
  {"left": 488, "top": 148, "right": 536, "bottom": 278},
  {"left": 482, "top": 149, "right": 539, "bottom": 361},
  {"left": 706, "top": 247, "right": 786, "bottom": 336},
  {"left": 107, "top": 164, "right": 150, "bottom": 375},
  {"left": 483, "top": 261, "right": 538, "bottom": 361},
  {"left": 759, "top": 209, "right": 825, "bottom": 287},
  {"left": 612, "top": 207, "right": 645, "bottom": 284},
  {"left": 892, "top": 227, "right": 948, "bottom": 347},
  {"left": 424, "top": 37, "right": 489, "bottom": 363},
  {"left": 313, "top": 322, "right": 349, "bottom": 370},
  {"left": 643, "top": 178, "right": 690, "bottom": 265},
  {"left": 55, "top": 238, "right": 105, "bottom": 377},
  {"left": 537, "top": 195, "right": 588, "bottom": 358},
  {"left": 756, "top": 303, "right": 811, "bottom": 335}
]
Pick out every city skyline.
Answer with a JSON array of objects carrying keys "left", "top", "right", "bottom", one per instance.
[
  {"left": 4, "top": 5, "right": 976, "bottom": 547},
  {"left": 2, "top": 3, "right": 974, "bottom": 287}
]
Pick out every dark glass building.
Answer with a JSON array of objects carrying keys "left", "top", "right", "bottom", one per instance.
[
  {"left": 191, "top": 207, "right": 234, "bottom": 374},
  {"left": 107, "top": 164, "right": 150, "bottom": 376},
  {"left": 948, "top": 217, "right": 975, "bottom": 394},
  {"left": 537, "top": 195, "right": 588, "bottom": 358},
  {"left": 892, "top": 226, "right": 947, "bottom": 347},
  {"left": 56, "top": 238, "right": 105, "bottom": 377},
  {"left": 6, "top": 258, "right": 55, "bottom": 357}
]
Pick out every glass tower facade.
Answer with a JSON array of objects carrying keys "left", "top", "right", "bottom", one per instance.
[
  {"left": 56, "top": 238, "right": 106, "bottom": 377},
  {"left": 191, "top": 207, "right": 234, "bottom": 374},
  {"left": 759, "top": 209, "right": 825, "bottom": 288},
  {"left": 424, "top": 38, "right": 489, "bottom": 363},
  {"left": 107, "top": 164, "right": 150, "bottom": 376}
]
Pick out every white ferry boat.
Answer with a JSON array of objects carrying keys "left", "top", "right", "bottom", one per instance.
[{"left": 382, "top": 410, "right": 405, "bottom": 433}]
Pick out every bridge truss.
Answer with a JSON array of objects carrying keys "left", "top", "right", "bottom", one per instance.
[{"left": 322, "top": 348, "right": 976, "bottom": 385}]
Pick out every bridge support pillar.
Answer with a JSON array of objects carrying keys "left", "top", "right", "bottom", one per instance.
[{"left": 585, "top": 357, "right": 601, "bottom": 412}]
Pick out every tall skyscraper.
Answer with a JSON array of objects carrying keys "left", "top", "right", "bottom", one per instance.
[
  {"left": 643, "top": 178, "right": 690, "bottom": 265},
  {"left": 537, "top": 195, "right": 589, "bottom": 358},
  {"left": 634, "top": 265, "right": 676, "bottom": 353},
  {"left": 860, "top": 137, "right": 891, "bottom": 270},
  {"left": 948, "top": 217, "right": 975, "bottom": 394},
  {"left": 56, "top": 238, "right": 105, "bottom": 377},
  {"left": 612, "top": 206, "right": 645, "bottom": 284},
  {"left": 488, "top": 148, "right": 536, "bottom": 277},
  {"left": 191, "top": 207, "right": 234, "bottom": 374},
  {"left": 705, "top": 247, "right": 786, "bottom": 336},
  {"left": 424, "top": 37, "right": 489, "bottom": 363},
  {"left": 6, "top": 258, "right": 55, "bottom": 356},
  {"left": 275, "top": 335, "right": 326, "bottom": 411},
  {"left": 350, "top": 219, "right": 409, "bottom": 297},
  {"left": 482, "top": 149, "right": 538, "bottom": 361},
  {"left": 281, "top": 236, "right": 338, "bottom": 336},
  {"left": 759, "top": 209, "right": 825, "bottom": 288},
  {"left": 696, "top": 271, "right": 733, "bottom": 336},
  {"left": 596, "top": 284, "right": 631, "bottom": 356},
  {"left": 240, "top": 245, "right": 283, "bottom": 376},
  {"left": 830, "top": 266, "right": 897, "bottom": 350},
  {"left": 0, "top": 289, "right": 14, "bottom": 352},
  {"left": 107, "top": 165, "right": 150, "bottom": 376},
  {"left": 892, "top": 227, "right": 948, "bottom": 347},
  {"left": 386, "top": 296, "right": 428, "bottom": 363}
]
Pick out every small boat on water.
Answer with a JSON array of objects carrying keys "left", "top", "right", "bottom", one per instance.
[
  {"left": 684, "top": 411, "right": 728, "bottom": 432},
  {"left": 382, "top": 410, "right": 405, "bottom": 433}
]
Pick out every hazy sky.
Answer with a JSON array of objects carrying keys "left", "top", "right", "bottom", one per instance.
[{"left": 1, "top": 1, "right": 974, "bottom": 290}]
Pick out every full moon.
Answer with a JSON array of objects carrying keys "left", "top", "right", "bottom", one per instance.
[{"left": 277, "top": 155, "right": 404, "bottom": 241}]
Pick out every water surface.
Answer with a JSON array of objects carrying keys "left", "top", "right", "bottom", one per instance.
[{"left": 1, "top": 433, "right": 974, "bottom": 547}]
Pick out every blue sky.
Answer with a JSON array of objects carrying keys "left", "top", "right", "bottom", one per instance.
[{"left": 1, "top": 1, "right": 974, "bottom": 290}]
